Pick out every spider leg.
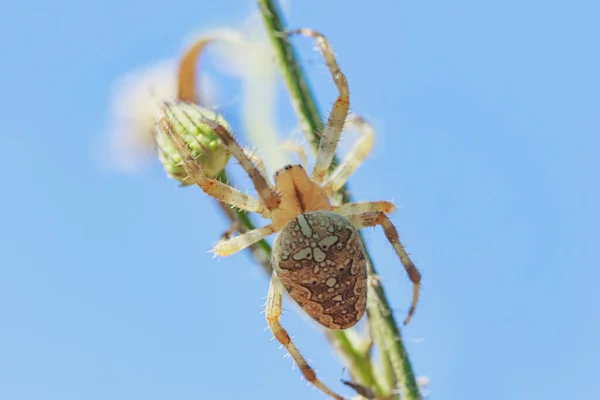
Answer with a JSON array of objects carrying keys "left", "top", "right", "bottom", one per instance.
[
  {"left": 243, "top": 147, "right": 271, "bottom": 186},
  {"left": 333, "top": 201, "right": 395, "bottom": 216},
  {"left": 323, "top": 115, "right": 375, "bottom": 197},
  {"left": 288, "top": 29, "right": 349, "bottom": 185},
  {"left": 280, "top": 140, "right": 308, "bottom": 169},
  {"left": 219, "top": 220, "right": 241, "bottom": 240},
  {"left": 213, "top": 224, "right": 275, "bottom": 256},
  {"left": 201, "top": 118, "right": 281, "bottom": 211},
  {"left": 345, "top": 212, "right": 421, "bottom": 325},
  {"left": 160, "top": 116, "right": 269, "bottom": 217},
  {"left": 266, "top": 273, "right": 346, "bottom": 400}
]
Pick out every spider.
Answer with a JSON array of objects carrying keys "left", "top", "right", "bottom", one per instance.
[{"left": 160, "top": 28, "right": 421, "bottom": 400}]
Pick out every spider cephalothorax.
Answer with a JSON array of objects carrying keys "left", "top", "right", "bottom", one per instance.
[{"left": 161, "top": 28, "right": 421, "bottom": 400}]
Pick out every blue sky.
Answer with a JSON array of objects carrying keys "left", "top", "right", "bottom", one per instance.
[{"left": 1, "top": 1, "right": 599, "bottom": 399}]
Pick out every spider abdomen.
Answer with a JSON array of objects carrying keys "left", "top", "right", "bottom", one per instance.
[{"left": 272, "top": 211, "right": 368, "bottom": 330}]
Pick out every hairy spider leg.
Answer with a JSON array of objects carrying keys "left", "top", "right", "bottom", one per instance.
[
  {"left": 201, "top": 118, "right": 281, "bottom": 211},
  {"left": 323, "top": 115, "right": 375, "bottom": 197},
  {"left": 343, "top": 211, "right": 421, "bottom": 325},
  {"left": 243, "top": 147, "right": 271, "bottom": 186},
  {"left": 212, "top": 224, "right": 275, "bottom": 256},
  {"left": 220, "top": 220, "right": 241, "bottom": 240},
  {"left": 266, "top": 273, "right": 346, "bottom": 400},
  {"left": 333, "top": 201, "right": 395, "bottom": 216},
  {"left": 160, "top": 107, "right": 268, "bottom": 217},
  {"left": 288, "top": 29, "right": 350, "bottom": 185}
]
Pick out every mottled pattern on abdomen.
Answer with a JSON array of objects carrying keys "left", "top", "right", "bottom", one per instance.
[{"left": 272, "top": 211, "right": 368, "bottom": 330}]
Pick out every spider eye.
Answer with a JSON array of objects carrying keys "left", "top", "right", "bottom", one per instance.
[{"left": 284, "top": 164, "right": 292, "bottom": 170}]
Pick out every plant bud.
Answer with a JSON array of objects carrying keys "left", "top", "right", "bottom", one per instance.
[{"left": 155, "top": 101, "right": 231, "bottom": 183}]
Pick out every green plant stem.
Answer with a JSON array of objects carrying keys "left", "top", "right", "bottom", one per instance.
[
  {"left": 257, "top": 1, "right": 422, "bottom": 399},
  {"left": 368, "top": 283, "right": 420, "bottom": 399},
  {"left": 327, "top": 330, "right": 386, "bottom": 397},
  {"left": 257, "top": 0, "right": 321, "bottom": 150}
]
